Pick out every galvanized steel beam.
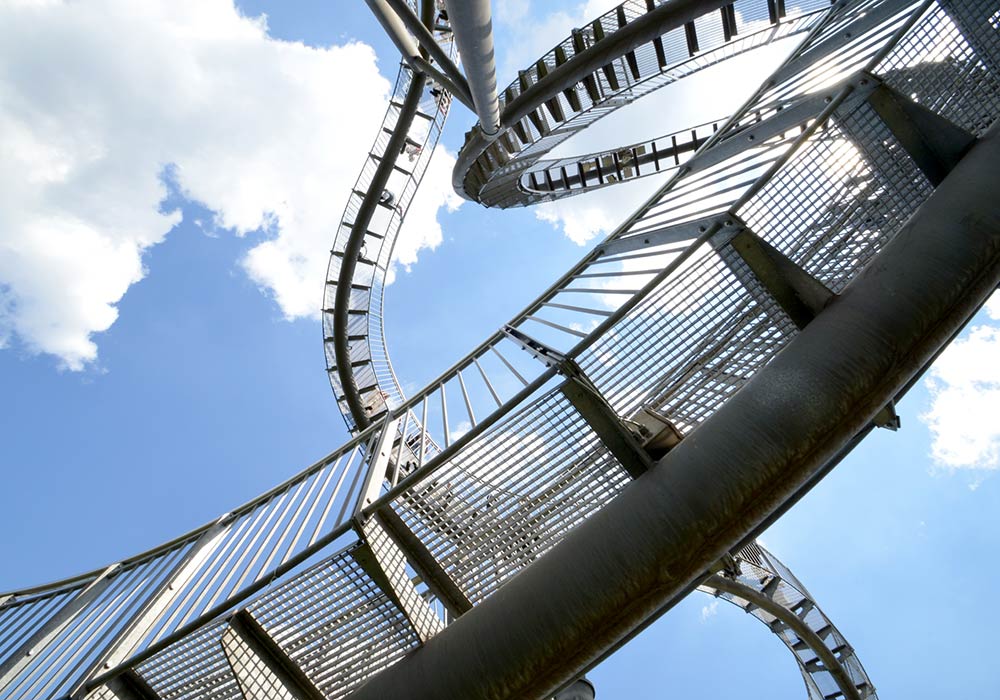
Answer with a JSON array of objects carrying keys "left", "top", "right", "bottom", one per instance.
[
  {"left": 444, "top": 0, "right": 499, "bottom": 133},
  {"left": 346, "top": 123, "right": 1000, "bottom": 700},
  {"left": 223, "top": 610, "right": 326, "bottom": 700}
]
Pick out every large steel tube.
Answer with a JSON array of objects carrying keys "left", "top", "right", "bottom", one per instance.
[
  {"left": 347, "top": 124, "right": 1000, "bottom": 700},
  {"left": 444, "top": 0, "right": 499, "bottom": 134}
]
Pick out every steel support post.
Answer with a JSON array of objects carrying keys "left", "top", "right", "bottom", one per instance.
[
  {"left": 222, "top": 610, "right": 325, "bottom": 700},
  {"left": 346, "top": 124, "right": 1000, "bottom": 700},
  {"left": 364, "top": 0, "right": 474, "bottom": 110},
  {"left": 560, "top": 376, "right": 652, "bottom": 479},
  {"left": 865, "top": 82, "right": 977, "bottom": 186},
  {"left": 70, "top": 520, "right": 232, "bottom": 698},
  {"left": 712, "top": 222, "right": 835, "bottom": 330},
  {"left": 0, "top": 565, "right": 118, "bottom": 691},
  {"left": 375, "top": 505, "right": 473, "bottom": 617},
  {"left": 443, "top": 0, "right": 499, "bottom": 133}
]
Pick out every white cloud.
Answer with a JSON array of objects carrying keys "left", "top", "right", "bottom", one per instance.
[
  {"left": 385, "top": 145, "right": 464, "bottom": 285},
  {"left": 700, "top": 599, "right": 720, "bottom": 622},
  {"left": 921, "top": 293, "right": 1000, "bottom": 470},
  {"left": 0, "top": 0, "right": 458, "bottom": 369}
]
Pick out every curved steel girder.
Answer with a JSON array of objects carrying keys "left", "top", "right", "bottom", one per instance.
[
  {"left": 325, "top": 0, "right": 454, "bottom": 433},
  {"left": 332, "top": 72, "right": 427, "bottom": 431},
  {"left": 698, "top": 543, "right": 876, "bottom": 700},
  {"left": 453, "top": 0, "right": 829, "bottom": 208}
]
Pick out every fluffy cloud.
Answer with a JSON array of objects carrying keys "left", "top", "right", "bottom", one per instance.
[
  {"left": 0, "top": 0, "right": 458, "bottom": 369},
  {"left": 385, "top": 145, "right": 464, "bottom": 285},
  {"left": 921, "top": 293, "right": 1000, "bottom": 470}
]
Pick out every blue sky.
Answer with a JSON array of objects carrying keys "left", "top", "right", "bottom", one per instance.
[{"left": 0, "top": 1, "right": 998, "bottom": 697}]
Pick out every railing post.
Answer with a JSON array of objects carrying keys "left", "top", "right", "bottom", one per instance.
[
  {"left": 71, "top": 518, "right": 233, "bottom": 698},
  {"left": 0, "top": 564, "right": 119, "bottom": 692}
]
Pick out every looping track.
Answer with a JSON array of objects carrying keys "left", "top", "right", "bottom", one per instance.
[{"left": 2, "top": 1, "right": 999, "bottom": 700}]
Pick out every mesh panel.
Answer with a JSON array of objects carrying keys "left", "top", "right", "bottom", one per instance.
[
  {"left": 221, "top": 626, "right": 297, "bottom": 700},
  {"left": 579, "top": 243, "right": 798, "bottom": 429},
  {"left": 137, "top": 622, "right": 238, "bottom": 700},
  {"left": 738, "top": 101, "right": 932, "bottom": 292},
  {"left": 876, "top": 0, "right": 1000, "bottom": 136},
  {"left": 247, "top": 548, "right": 418, "bottom": 700},
  {"left": 390, "top": 388, "right": 632, "bottom": 603}
]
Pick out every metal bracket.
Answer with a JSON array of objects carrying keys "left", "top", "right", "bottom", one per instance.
[
  {"left": 594, "top": 215, "right": 725, "bottom": 259},
  {"left": 501, "top": 324, "right": 572, "bottom": 371},
  {"left": 866, "top": 81, "right": 977, "bottom": 186},
  {"left": 712, "top": 222, "right": 836, "bottom": 330},
  {"left": 560, "top": 376, "right": 653, "bottom": 479},
  {"left": 222, "top": 609, "right": 326, "bottom": 700},
  {"left": 376, "top": 506, "right": 473, "bottom": 618},
  {"left": 352, "top": 517, "right": 447, "bottom": 642},
  {"left": 872, "top": 399, "right": 901, "bottom": 431}
]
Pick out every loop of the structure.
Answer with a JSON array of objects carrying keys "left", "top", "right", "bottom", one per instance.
[
  {"left": 699, "top": 543, "right": 876, "bottom": 700},
  {"left": 322, "top": 0, "right": 456, "bottom": 434},
  {"left": 453, "top": 0, "right": 832, "bottom": 208}
]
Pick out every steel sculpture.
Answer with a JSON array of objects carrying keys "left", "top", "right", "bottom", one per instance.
[{"left": 2, "top": 1, "right": 999, "bottom": 700}]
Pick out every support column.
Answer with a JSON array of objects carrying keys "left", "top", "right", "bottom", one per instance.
[
  {"left": 444, "top": 0, "right": 499, "bottom": 133},
  {"left": 345, "top": 121, "right": 1000, "bottom": 700}
]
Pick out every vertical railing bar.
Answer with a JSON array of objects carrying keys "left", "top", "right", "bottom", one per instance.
[
  {"left": 258, "top": 471, "right": 323, "bottom": 579},
  {"left": 309, "top": 449, "right": 358, "bottom": 547},
  {"left": 49, "top": 557, "right": 174, "bottom": 699},
  {"left": 491, "top": 346, "right": 529, "bottom": 386},
  {"left": 418, "top": 400, "right": 429, "bottom": 469},
  {"left": 285, "top": 456, "right": 343, "bottom": 561},
  {"left": 440, "top": 384, "right": 451, "bottom": 448},
  {"left": 0, "top": 593, "right": 65, "bottom": 655},
  {"left": 213, "top": 488, "right": 294, "bottom": 605},
  {"left": 457, "top": 370, "right": 477, "bottom": 427},
  {"left": 16, "top": 567, "right": 138, "bottom": 700},
  {"left": 156, "top": 511, "right": 255, "bottom": 640},
  {"left": 474, "top": 357, "right": 503, "bottom": 408}
]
